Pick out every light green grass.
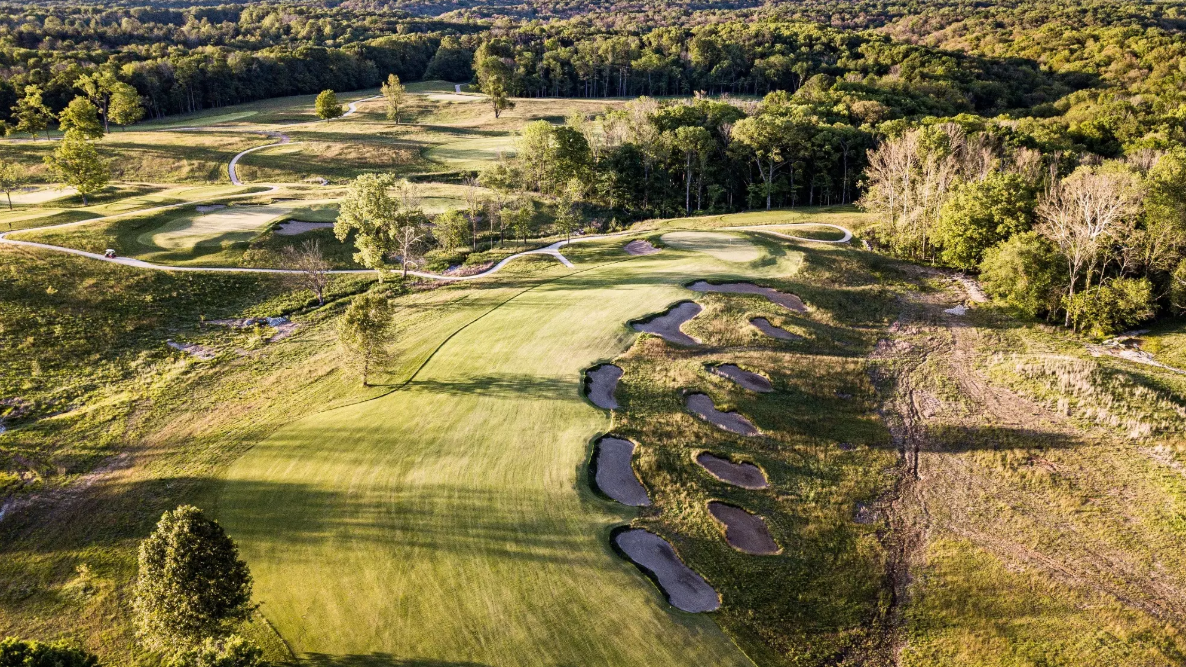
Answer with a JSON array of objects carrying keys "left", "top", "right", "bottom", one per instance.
[
  {"left": 425, "top": 134, "right": 518, "bottom": 169},
  {"left": 219, "top": 233, "right": 811, "bottom": 665},
  {"left": 661, "top": 231, "right": 762, "bottom": 263}
]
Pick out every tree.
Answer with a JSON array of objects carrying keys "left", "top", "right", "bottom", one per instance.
[
  {"left": 133, "top": 506, "right": 253, "bottom": 655},
  {"left": 463, "top": 176, "right": 483, "bottom": 251},
  {"left": 166, "top": 635, "right": 263, "bottom": 667},
  {"left": 432, "top": 209, "right": 471, "bottom": 251},
  {"left": 281, "top": 239, "right": 331, "bottom": 305},
  {"left": 732, "top": 114, "right": 798, "bottom": 210},
  {"left": 76, "top": 71, "right": 131, "bottom": 134},
  {"left": 506, "top": 197, "right": 538, "bottom": 245},
  {"left": 58, "top": 97, "right": 104, "bottom": 140},
  {"left": 381, "top": 74, "right": 406, "bottom": 123},
  {"left": 0, "top": 161, "right": 28, "bottom": 214},
  {"left": 475, "top": 56, "right": 515, "bottom": 118},
  {"left": 335, "top": 173, "right": 400, "bottom": 281},
  {"left": 0, "top": 638, "right": 99, "bottom": 667},
  {"left": 1063, "top": 276, "right": 1154, "bottom": 336},
  {"left": 1172, "top": 259, "right": 1186, "bottom": 314},
  {"left": 671, "top": 125, "right": 714, "bottom": 213},
  {"left": 554, "top": 179, "right": 582, "bottom": 243},
  {"left": 315, "top": 90, "right": 344, "bottom": 120},
  {"left": 108, "top": 82, "right": 146, "bottom": 129},
  {"left": 1037, "top": 167, "right": 1142, "bottom": 325},
  {"left": 934, "top": 173, "right": 1035, "bottom": 270},
  {"left": 338, "top": 291, "right": 395, "bottom": 386},
  {"left": 516, "top": 121, "right": 554, "bottom": 192},
  {"left": 44, "top": 131, "right": 110, "bottom": 205},
  {"left": 979, "top": 232, "right": 1066, "bottom": 318},
  {"left": 14, "top": 85, "right": 52, "bottom": 140}
]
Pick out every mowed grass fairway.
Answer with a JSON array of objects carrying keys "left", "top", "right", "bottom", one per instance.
[{"left": 220, "top": 232, "right": 801, "bottom": 665}]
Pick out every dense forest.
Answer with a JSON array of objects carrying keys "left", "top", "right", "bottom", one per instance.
[{"left": 2, "top": 0, "right": 1185, "bottom": 332}]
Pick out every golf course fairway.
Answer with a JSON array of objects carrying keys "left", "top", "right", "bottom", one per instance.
[{"left": 220, "top": 231, "right": 802, "bottom": 665}]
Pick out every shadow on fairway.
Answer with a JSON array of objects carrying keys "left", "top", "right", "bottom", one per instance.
[{"left": 305, "top": 654, "right": 491, "bottom": 667}]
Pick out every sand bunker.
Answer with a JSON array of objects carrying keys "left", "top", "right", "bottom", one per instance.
[
  {"left": 708, "top": 502, "right": 780, "bottom": 555},
  {"left": 751, "top": 317, "right": 800, "bottom": 341},
  {"left": 585, "top": 364, "right": 623, "bottom": 410},
  {"left": 624, "top": 239, "right": 660, "bottom": 256},
  {"left": 686, "top": 394, "right": 758, "bottom": 436},
  {"left": 710, "top": 364, "right": 772, "bottom": 393},
  {"left": 632, "top": 301, "right": 702, "bottom": 346},
  {"left": 275, "top": 220, "right": 334, "bottom": 236},
  {"left": 695, "top": 453, "right": 768, "bottom": 489},
  {"left": 614, "top": 529, "right": 720, "bottom": 612},
  {"left": 688, "top": 281, "right": 807, "bottom": 313},
  {"left": 592, "top": 437, "right": 651, "bottom": 506}
]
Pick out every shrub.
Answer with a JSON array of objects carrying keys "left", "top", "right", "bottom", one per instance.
[
  {"left": 0, "top": 637, "right": 99, "bottom": 667},
  {"left": 1063, "top": 277, "right": 1155, "bottom": 337},
  {"left": 166, "top": 635, "right": 263, "bottom": 667},
  {"left": 314, "top": 90, "right": 343, "bottom": 120},
  {"left": 935, "top": 172, "right": 1035, "bottom": 270},
  {"left": 979, "top": 232, "right": 1065, "bottom": 318}
]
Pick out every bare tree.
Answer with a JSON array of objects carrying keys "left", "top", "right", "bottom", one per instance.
[
  {"left": 281, "top": 239, "right": 331, "bottom": 305},
  {"left": 464, "top": 176, "right": 482, "bottom": 251},
  {"left": 1037, "top": 166, "right": 1142, "bottom": 324}
]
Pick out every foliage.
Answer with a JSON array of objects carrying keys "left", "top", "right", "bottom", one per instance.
[
  {"left": 43, "top": 130, "right": 110, "bottom": 205},
  {"left": 166, "top": 635, "right": 263, "bottom": 667},
  {"left": 979, "top": 232, "right": 1066, "bottom": 318},
  {"left": 432, "top": 209, "right": 471, "bottom": 251},
  {"left": 0, "top": 638, "right": 99, "bottom": 667},
  {"left": 314, "top": 90, "right": 343, "bottom": 120},
  {"left": 934, "top": 173, "right": 1035, "bottom": 270},
  {"left": 281, "top": 239, "right": 331, "bottom": 305},
  {"left": 1174, "top": 259, "right": 1186, "bottom": 314},
  {"left": 133, "top": 505, "right": 253, "bottom": 655},
  {"left": 58, "top": 97, "right": 104, "bottom": 140},
  {"left": 1063, "top": 276, "right": 1155, "bottom": 336},
  {"left": 381, "top": 74, "right": 406, "bottom": 123},
  {"left": 0, "top": 160, "right": 27, "bottom": 212},
  {"left": 335, "top": 173, "right": 400, "bottom": 280},
  {"left": 338, "top": 290, "right": 395, "bottom": 386}
]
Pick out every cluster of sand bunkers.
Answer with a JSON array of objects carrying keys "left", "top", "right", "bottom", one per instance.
[{"left": 582, "top": 261, "right": 809, "bottom": 613}]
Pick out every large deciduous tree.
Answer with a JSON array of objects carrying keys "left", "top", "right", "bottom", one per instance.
[
  {"left": 315, "top": 89, "right": 344, "bottom": 119},
  {"left": 338, "top": 291, "right": 395, "bottom": 386},
  {"left": 44, "top": 130, "right": 110, "bottom": 205},
  {"left": 133, "top": 506, "right": 253, "bottom": 655},
  {"left": 381, "top": 74, "right": 406, "bottom": 123},
  {"left": 335, "top": 173, "right": 400, "bottom": 281}
]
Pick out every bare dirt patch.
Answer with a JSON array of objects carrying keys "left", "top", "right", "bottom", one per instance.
[
  {"left": 592, "top": 437, "right": 651, "bottom": 506},
  {"left": 687, "top": 281, "right": 807, "bottom": 313},
  {"left": 167, "top": 340, "right": 216, "bottom": 360},
  {"left": 710, "top": 364, "right": 773, "bottom": 393},
  {"left": 750, "top": 317, "right": 800, "bottom": 341},
  {"left": 614, "top": 528, "right": 720, "bottom": 612},
  {"left": 631, "top": 301, "right": 702, "bottom": 346},
  {"left": 584, "top": 364, "right": 623, "bottom": 410},
  {"left": 624, "top": 239, "right": 660, "bottom": 256},
  {"left": 695, "top": 452, "right": 769, "bottom": 489},
  {"left": 708, "top": 502, "right": 780, "bottom": 555},
  {"left": 686, "top": 393, "right": 758, "bottom": 436}
]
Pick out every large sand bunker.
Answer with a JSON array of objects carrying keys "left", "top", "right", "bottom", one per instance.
[
  {"left": 632, "top": 301, "right": 702, "bottom": 346},
  {"left": 592, "top": 437, "right": 651, "bottom": 506},
  {"left": 688, "top": 281, "right": 807, "bottom": 313},
  {"left": 624, "top": 239, "right": 660, "bottom": 256},
  {"left": 710, "top": 364, "right": 773, "bottom": 393},
  {"left": 750, "top": 317, "right": 800, "bottom": 341},
  {"left": 614, "top": 529, "right": 720, "bottom": 612},
  {"left": 686, "top": 394, "right": 758, "bottom": 436},
  {"left": 695, "top": 453, "right": 768, "bottom": 489},
  {"left": 585, "top": 364, "right": 623, "bottom": 410},
  {"left": 707, "top": 502, "right": 780, "bottom": 555}
]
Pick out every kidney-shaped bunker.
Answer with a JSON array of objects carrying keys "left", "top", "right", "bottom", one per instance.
[
  {"left": 615, "top": 528, "right": 720, "bottom": 612},
  {"left": 695, "top": 452, "right": 769, "bottom": 489},
  {"left": 710, "top": 363, "right": 773, "bottom": 393},
  {"left": 687, "top": 281, "right": 807, "bottom": 313},
  {"left": 592, "top": 437, "right": 651, "bottom": 506},
  {"left": 686, "top": 393, "right": 759, "bottom": 436},
  {"left": 708, "top": 502, "right": 780, "bottom": 555},
  {"left": 631, "top": 301, "right": 702, "bottom": 346},
  {"left": 750, "top": 317, "right": 800, "bottom": 341},
  {"left": 584, "top": 364, "right": 623, "bottom": 410}
]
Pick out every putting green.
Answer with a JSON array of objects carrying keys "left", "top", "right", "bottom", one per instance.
[
  {"left": 221, "top": 234, "right": 801, "bottom": 665},
  {"left": 144, "top": 205, "right": 292, "bottom": 250},
  {"left": 661, "top": 231, "right": 762, "bottom": 263},
  {"left": 426, "top": 135, "right": 518, "bottom": 169}
]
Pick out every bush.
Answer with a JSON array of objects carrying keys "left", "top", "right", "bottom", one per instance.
[
  {"left": 0, "top": 637, "right": 99, "bottom": 667},
  {"left": 1173, "top": 258, "right": 1186, "bottom": 314},
  {"left": 314, "top": 90, "right": 343, "bottom": 120},
  {"left": 167, "top": 635, "right": 263, "bottom": 667},
  {"left": 133, "top": 506, "right": 254, "bottom": 655},
  {"left": 935, "top": 172, "right": 1035, "bottom": 271},
  {"left": 1064, "top": 277, "right": 1156, "bottom": 337},
  {"left": 979, "top": 232, "right": 1065, "bottom": 318}
]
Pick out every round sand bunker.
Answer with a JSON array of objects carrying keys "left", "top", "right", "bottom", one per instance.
[
  {"left": 688, "top": 281, "right": 807, "bottom": 313},
  {"left": 584, "top": 364, "right": 623, "bottom": 410},
  {"left": 631, "top": 301, "right": 702, "bottom": 346},
  {"left": 695, "top": 453, "right": 769, "bottom": 489},
  {"left": 710, "top": 364, "right": 772, "bottom": 393},
  {"left": 592, "top": 437, "right": 651, "bottom": 506},
  {"left": 751, "top": 317, "right": 800, "bottom": 341},
  {"left": 615, "top": 528, "right": 720, "bottom": 612},
  {"left": 686, "top": 394, "right": 758, "bottom": 436},
  {"left": 708, "top": 502, "right": 780, "bottom": 555}
]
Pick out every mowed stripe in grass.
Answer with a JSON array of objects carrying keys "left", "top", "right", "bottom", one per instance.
[{"left": 219, "top": 235, "right": 799, "bottom": 665}]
